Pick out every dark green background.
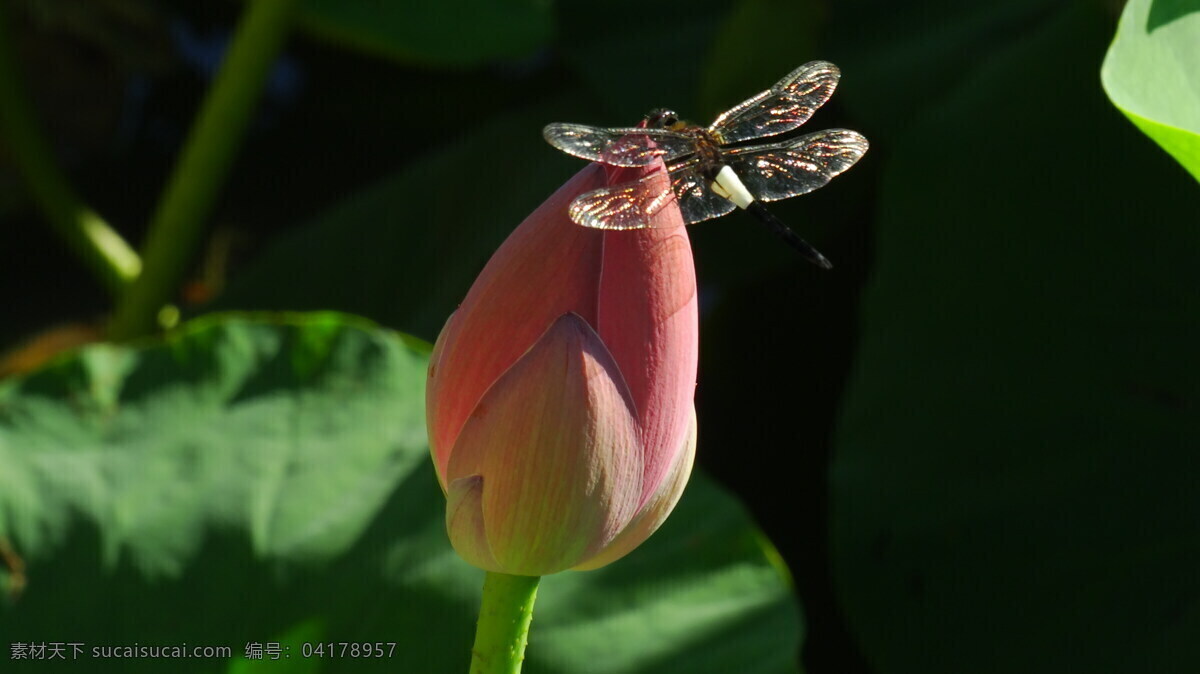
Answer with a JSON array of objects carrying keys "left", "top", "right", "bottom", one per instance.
[{"left": 2, "top": 0, "right": 1196, "bottom": 672}]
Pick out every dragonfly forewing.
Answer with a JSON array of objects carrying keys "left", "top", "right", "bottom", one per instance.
[
  {"left": 542, "top": 124, "right": 697, "bottom": 167},
  {"left": 708, "top": 61, "right": 841, "bottom": 145}
]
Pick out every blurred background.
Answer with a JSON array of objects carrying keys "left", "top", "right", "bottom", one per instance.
[{"left": 2, "top": 0, "right": 1196, "bottom": 672}]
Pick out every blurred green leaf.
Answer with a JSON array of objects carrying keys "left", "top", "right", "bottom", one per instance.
[
  {"left": 0, "top": 312, "right": 800, "bottom": 673},
  {"left": 1101, "top": 0, "right": 1200, "bottom": 182},
  {"left": 831, "top": 3, "right": 1200, "bottom": 673},
  {"left": 293, "top": 0, "right": 553, "bottom": 67}
]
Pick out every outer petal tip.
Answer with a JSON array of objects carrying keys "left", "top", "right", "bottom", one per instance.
[{"left": 446, "top": 475, "right": 502, "bottom": 572}]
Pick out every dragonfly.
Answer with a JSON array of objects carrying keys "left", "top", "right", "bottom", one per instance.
[{"left": 543, "top": 61, "right": 868, "bottom": 269}]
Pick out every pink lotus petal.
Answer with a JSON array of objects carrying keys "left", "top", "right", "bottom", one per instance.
[
  {"left": 595, "top": 184, "right": 698, "bottom": 506},
  {"left": 427, "top": 154, "right": 700, "bottom": 574},
  {"left": 574, "top": 405, "right": 697, "bottom": 570},
  {"left": 446, "top": 313, "right": 644, "bottom": 575},
  {"left": 427, "top": 166, "right": 609, "bottom": 486}
]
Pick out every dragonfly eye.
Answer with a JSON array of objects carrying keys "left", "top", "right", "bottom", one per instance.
[{"left": 645, "top": 108, "right": 679, "bottom": 129}]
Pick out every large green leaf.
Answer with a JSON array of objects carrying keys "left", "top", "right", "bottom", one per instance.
[
  {"left": 832, "top": 3, "right": 1200, "bottom": 673},
  {"left": 293, "top": 0, "right": 553, "bottom": 68},
  {"left": 1102, "top": 0, "right": 1200, "bottom": 182},
  {"left": 0, "top": 313, "right": 800, "bottom": 673}
]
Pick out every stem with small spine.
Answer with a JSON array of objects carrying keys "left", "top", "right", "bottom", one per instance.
[{"left": 469, "top": 572, "right": 540, "bottom": 674}]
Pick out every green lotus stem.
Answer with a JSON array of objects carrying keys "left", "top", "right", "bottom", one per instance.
[
  {"left": 108, "top": 0, "right": 297, "bottom": 340},
  {"left": 469, "top": 572, "right": 540, "bottom": 674},
  {"left": 0, "top": 3, "right": 140, "bottom": 297}
]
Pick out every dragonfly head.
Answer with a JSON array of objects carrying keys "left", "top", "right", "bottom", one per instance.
[{"left": 643, "top": 108, "right": 682, "bottom": 130}]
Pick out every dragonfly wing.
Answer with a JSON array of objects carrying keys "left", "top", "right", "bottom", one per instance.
[
  {"left": 568, "top": 161, "right": 735, "bottom": 230},
  {"left": 569, "top": 170, "right": 678, "bottom": 230},
  {"left": 543, "top": 123, "right": 696, "bottom": 167},
  {"left": 724, "top": 129, "right": 868, "bottom": 202},
  {"left": 670, "top": 164, "right": 737, "bottom": 225},
  {"left": 707, "top": 61, "right": 841, "bottom": 145}
]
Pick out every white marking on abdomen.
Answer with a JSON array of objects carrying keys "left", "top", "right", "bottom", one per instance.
[{"left": 709, "top": 165, "right": 755, "bottom": 210}]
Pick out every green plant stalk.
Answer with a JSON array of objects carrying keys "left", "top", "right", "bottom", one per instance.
[
  {"left": 0, "top": 3, "right": 140, "bottom": 297},
  {"left": 469, "top": 572, "right": 540, "bottom": 674},
  {"left": 108, "top": 0, "right": 298, "bottom": 340}
]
